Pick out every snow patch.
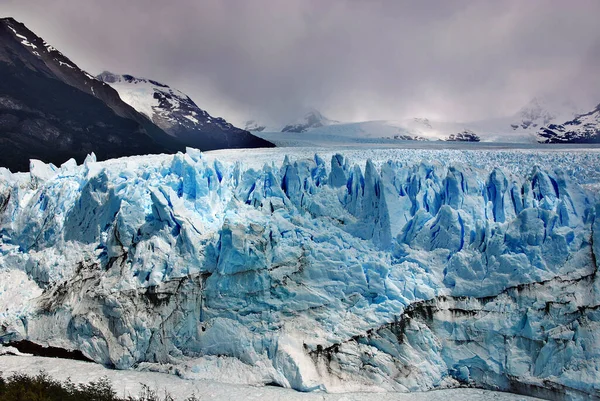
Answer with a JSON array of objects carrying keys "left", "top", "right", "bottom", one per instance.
[
  {"left": 58, "top": 61, "right": 74, "bottom": 69},
  {"left": 183, "top": 114, "right": 199, "bottom": 125}
]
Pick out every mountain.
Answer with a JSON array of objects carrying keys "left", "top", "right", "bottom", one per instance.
[
  {"left": 510, "top": 96, "right": 581, "bottom": 132},
  {"left": 245, "top": 109, "right": 338, "bottom": 134},
  {"left": 253, "top": 119, "right": 505, "bottom": 146},
  {"left": 537, "top": 103, "right": 600, "bottom": 143},
  {"left": 249, "top": 97, "right": 587, "bottom": 145},
  {"left": 0, "top": 17, "right": 186, "bottom": 172},
  {"left": 1, "top": 148, "right": 598, "bottom": 399},
  {"left": 446, "top": 129, "right": 480, "bottom": 142},
  {"left": 242, "top": 119, "right": 267, "bottom": 132},
  {"left": 281, "top": 109, "right": 337, "bottom": 133},
  {"left": 96, "top": 72, "right": 274, "bottom": 151}
]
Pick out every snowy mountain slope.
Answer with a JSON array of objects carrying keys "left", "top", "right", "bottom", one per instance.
[
  {"left": 243, "top": 120, "right": 267, "bottom": 132},
  {"left": 512, "top": 96, "right": 582, "bottom": 132},
  {"left": 245, "top": 110, "right": 338, "bottom": 134},
  {"left": 537, "top": 103, "right": 600, "bottom": 143},
  {"left": 251, "top": 118, "right": 528, "bottom": 144},
  {"left": 0, "top": 148, "right": 599, "bottom": 399},
  {"left": 0, "top": 17, "right": 185, "bottom": 172},
  {"left": 255, "top": 119, "right": 494, "bottom": 144},
  {"left": 97, "top": 72, "right": 274, "bottom": 151},
  {"left": 281, "top": 109, "right": 338, "bottom": 133}
]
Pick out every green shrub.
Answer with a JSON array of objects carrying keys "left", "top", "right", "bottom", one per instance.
[{"left": 0, "top": 371, "right": 192, "bottom": 401}]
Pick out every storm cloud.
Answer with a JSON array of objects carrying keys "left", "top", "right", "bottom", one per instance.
[{"left": 3, "top": 0, "right": 600, "bottom": 125}]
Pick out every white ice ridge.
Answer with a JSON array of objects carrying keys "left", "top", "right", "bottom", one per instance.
[{"left": 0, "top": 149, "right": 598, "bottom": 399}]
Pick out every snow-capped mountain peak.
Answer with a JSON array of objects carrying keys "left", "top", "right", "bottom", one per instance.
[
  {"left": 512, "top": 96, "right": 583, "bottom": 131},
  {"left": 243, "top": 119, "right": 267, "bottom": 132},
  {"left": 97, "top": 71, "right": 205, "bottom": 125},
  {"left": 244, "top": 109, "right": 338, "bottom": 134},
  {"left": 412, "top": 117, "right": 432, "bottom": 129},
  {"left": 96, "top": 71, "right": 273, "bottom": 151},
  {"left": 537, "top": 103, "right": 600, "bottom": 143},
  {"left": 281, "top": 109, "right": 337, "bottom": 133},
  {"left": 514, "top": 97, "right": 556, "bottom": 129}
]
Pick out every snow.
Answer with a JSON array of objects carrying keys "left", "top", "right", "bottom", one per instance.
[
  {"left": 0, "top": 146, "right": 599, "bottom": 399},
  {"left": 249, "top": 97, "right": 587, "bottom": 143},
  {"left": 256, "top": 118, "right": 538, "bottom": 144},
  {"left": 246, "top": 110, "right": 338, "bottom": 133},
  {"left": 183, "top": 114, "right": 200, "bottom": 125},
  {"left": 108, "top": 79, "right": 160, "bottom": 119},
  {"left": 0, "top": 270, "right": 43, "bottom": 325},
  {"left": 5, "top": 24, "right": 39, "bottom": 50},
  {"left": 58, "top": 60, "right": 75, "bottom": 69},
  {"left": 43, "top": 42, "right": 56, "bottom": 52},
  {"left": 97, "top": 72, "right": 197, "bottom": 127},
  {"left": 538, "top": 104, "right": 600, "bottom": 143},
  {"left": 19, "top": 38, "right": 37, "bottom": 49},
  {"left": 0, "top": 355, "right": 543, "bottom": 400},
  {"left": 7, "top": 29, "right": 38, "bottom": 50}
]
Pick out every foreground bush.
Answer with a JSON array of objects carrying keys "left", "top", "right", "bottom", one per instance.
[{"left": 0, "top": 372, "right": 199, "bottom": 401}]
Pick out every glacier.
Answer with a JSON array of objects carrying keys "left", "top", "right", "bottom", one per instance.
[{"left": 0, "top": 148, "right": 599, "bottom": 399}]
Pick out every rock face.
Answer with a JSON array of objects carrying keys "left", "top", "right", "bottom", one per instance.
[
  {"left": 537, "top": 104, "right": 600, "bottom": 143},
  {"left": 0, "top": 149, "right": 598, "bottom": 399},
  {"left": 447, "top": 129, "right": 480, "bottom": 142},
  {"left": 96, "top": 72, "right": 274, "bottom": 151},
  {"left": 0, "top": 18, "right": 185, "bottom": 172},
  {"left": 394, "top": 134, "right": 428, "bottom": 141}
]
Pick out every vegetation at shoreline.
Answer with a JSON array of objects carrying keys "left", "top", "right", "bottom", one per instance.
[{"left": 0, "top": 371, "right": 199, "bottom": 401}]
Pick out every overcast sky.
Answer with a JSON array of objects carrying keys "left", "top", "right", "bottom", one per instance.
[{"left": 3, "top": 0, "right": 600, "bottom": 126}]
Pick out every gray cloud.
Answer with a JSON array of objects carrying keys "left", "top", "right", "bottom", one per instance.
[{"left": 3, "top": 0, "right": 600, "bottom": 125}]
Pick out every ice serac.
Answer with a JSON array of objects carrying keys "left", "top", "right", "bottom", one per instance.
[{"left": 0, "top": 151, "right": 598, "bottom": 399}]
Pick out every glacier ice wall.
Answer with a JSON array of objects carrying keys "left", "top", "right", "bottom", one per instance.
[{"left": 0, "top": 150, "right": 598, "bottom": 399}]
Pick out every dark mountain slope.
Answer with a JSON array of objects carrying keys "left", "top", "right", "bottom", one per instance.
[{"left": 0, "top": 17, "right": 186, "bottom": 172}]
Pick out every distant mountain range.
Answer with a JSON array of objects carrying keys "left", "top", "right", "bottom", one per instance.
[
  {"left": 246, "top": 97, "right": 599, "bottom": 144},
  {"left": 0, "top": 18, "right": 272, "bottom": 172}
]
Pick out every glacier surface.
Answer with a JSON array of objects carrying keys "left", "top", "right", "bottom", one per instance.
[{"left": 0, "top": 148, "right": 599, "bottom": 399}]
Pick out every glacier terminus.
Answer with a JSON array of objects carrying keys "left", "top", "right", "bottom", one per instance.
[{"left": 0, "top": 147, "right": 599, "bottom": 400}]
